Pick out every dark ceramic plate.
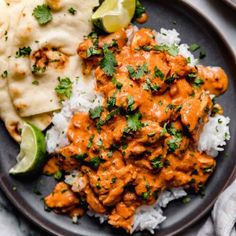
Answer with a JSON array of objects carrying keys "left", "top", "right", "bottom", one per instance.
[
  {"left": 222, "top": 0, "right": 236, "bottom": 10},
  {"left": 0, "top": 0, "right": 236, "bottom": 236}
]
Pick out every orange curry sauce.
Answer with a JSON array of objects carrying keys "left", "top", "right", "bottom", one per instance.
[{"left": 44, "top": 28, "right": 228, "bottom": 232}]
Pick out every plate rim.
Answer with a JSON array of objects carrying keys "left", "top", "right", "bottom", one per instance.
[
  {"left": 222, "top": 0, "right": 236, "bottom": 11},
  {"left": 0, "top": 1, "right": 236, "bottom": 236}
]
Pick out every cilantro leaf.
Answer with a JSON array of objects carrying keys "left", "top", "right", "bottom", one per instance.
[
  {"left": 55, "top": 77, "right": 73, "bottom": 98},
  {"left": 87, "top": 47, "right": 102, "bottom": 58},
  {"left": 16, "top": 47, "right": 32, "bottom": 58},
  {"left": 127, "top": 63, "right": 149, "bottom": 80},
  {"left": 33, "top": 4, "right": 52, "bottom": 25},
  {"left": 167, "top": 137, "right": 182, "bottom": 153},
  {"left": 151, "top": 155, "right": 164, "bottom": 169},
  {"left": 189, "top": 43, "right": 200, "bottom": 52},
  {"left": 154, "top": 44, "right": 179, "bottom": 56},
  {"left": 68, "top": 7, "right": 77, "bottom": 15},
  {"left": 107, "top": 95, "right": 116, "bottom": 110},
  {"left": 193, "top": 77, "right": 204, "bottom": 88},
  {"left": 125, "top": 112, "right": 144, "bottom": 133},
  {"left": 144, "top": 78, "right": 160, "bottom": 92},
  {"left": 89, "top": 106, "right": 103, "bottom": 119},
  {"left": 89, "top": 157, "right": 103, "bottom": 169},
  {"left": 154, "top": 66, "right": 164, "bottom": 80},
  {"left": 100, "top": 45, "right": 117, "bottom": 76},
  {"left": 127, "top": 95, "right": 135, "bottom": 111},
  {"left": 111, "top": 77, "right": 123, "bottom": 90}
]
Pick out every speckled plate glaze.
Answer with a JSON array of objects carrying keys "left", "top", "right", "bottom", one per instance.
[{"left": 0, "top": 1, "right": 236, "bottom": 236}]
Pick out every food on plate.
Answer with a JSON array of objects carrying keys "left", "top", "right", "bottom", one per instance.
[
  {"left": 9, "top": 123, "right": 46, "bottom": 176},
  {"left": 0, "top": 0, "right": 231, "bottom": 234},
  {"left": 44, "top": 25, "right": 230, "bottom": 233}
]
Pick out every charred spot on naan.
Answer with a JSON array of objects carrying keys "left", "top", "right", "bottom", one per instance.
[{"left": 31, "top": 47, "right": 69, "bottom": 74}]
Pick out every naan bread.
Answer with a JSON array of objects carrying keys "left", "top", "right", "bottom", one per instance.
[
  {"left": 7, "top": 0, "right": 99, "bottom": 117},
  {"left": 0, "top": 0, "right": 98, "bottom": 141}
]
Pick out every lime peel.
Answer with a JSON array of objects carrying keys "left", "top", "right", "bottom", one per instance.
[{"left": 9, "top": 123, "right": 46, "bottom": 176}]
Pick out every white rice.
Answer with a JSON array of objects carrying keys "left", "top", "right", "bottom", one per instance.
[
  {"left": 154, "top": 28, "right": 198, "bottom": 66},
  {"left": 46, "top": 76, "right": 103, "bottom": 153},
  {"left": 198, "top": 115, "right": 230, "bottom": 157},
  {"left": 45, "top": 27, "right": 231, "bottom": 234}
]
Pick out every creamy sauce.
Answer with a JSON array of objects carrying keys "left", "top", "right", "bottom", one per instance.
[{"left": 44, "top": 28, "right": 228, "bottom": 232}]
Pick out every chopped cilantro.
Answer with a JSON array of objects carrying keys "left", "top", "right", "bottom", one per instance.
[
  {"left": 127, "top": 95, "right": 135, "bottom": 111},
  {"left": 33, "top": 4, "right": 52, "bottom": 25},
  {"left": 127, "top": 63, "right": 149, "bottom": 80},
  {"left": 86, "top": 32, "right": 99, "bottom": 47},
  {"left": 144, "top": 78, "right": 160, "bottom": 92},
  {"left": 16, "top": 46, "right": 32, "bottom": 58},
  {"left": 32, "top": 80, "right": 39, "bottom": 85},
  {"left": 189, "top": 43, "right": 200, "bottom": 52},
  {"left": 154, "top": 66, "right": 164, "bottom": 80},
  {"left": 182, "top": 196, "right": 191, "bottom": 204},
  {"left": 203, "top": 166, "right": 214, "bottom": 173},
  {"left": 31, "top": 65, "right": 46, "bottom": 74},
  {"left": 107, "top": 95, "right": 116, "bottom": 110},
  {"left": 167, "top": 137, "right": 182, "bottom": 153},
  {"left": 87, "top": 135, "right": 95, "bottom": 149},
  {"left": 89, "top": 106, "right": 103, "bottom": 119},
  {"left": 55, "top": 77, "right": 73, "bottom": 98},
  {"left": 1, "top": 70, "right": 8, "bottom": 78},
  {"left": 74, "top": 153, "right": 88, "bottom": 161},
  {"left": 124, "top": 112, "right": 144, "bottom": 133},
  {"left": 199, "top": 50, "right": 206, "bottom": 59},
  {"left": 168, "top": 123, "right": 182, "bottom": 138},
  {"left": 134, "top": 0, "right": 146, "bottom": 19},
  {"left": 165, "top": 75, "right": 175, "bottom": 84},
  {"left": 100, "top": 45, "right": 117, "bottom": 76},
  {"left": 112, "top": 177, "right": 117, "bottom": 183},
  {"left": 96, "top": 182, "right": 101, "bottom": 189},
  {"left": 54, "top": 170, "right": 63, "bottom": 181},
  {"left": 89, "top": 157, "right": 103, "bottom": 169},
  {"left": 68, "top": 7, "right": 77, "bottom": 15},
  {"left": 151, "top": 155, "right": 164, "bottom": 169},
  {"left": 165, "top": 104, "right": 174, "bottom": 113},
  {"left": 186, "top": 57, "right": 191, "bottom": 64},
  {"left": 87, "top": 47, "right": 102, "bottom": 58},
  {"left": 141, "top": 182, "right": 150, "bottom": 201},
  {"left": 111, "top": 77, "right": 123, "bottom": 90},
  {"left": 154, "top": 44, "right": 179, "bottom": 56},
  {"left": 193, "top": 77, "right": 204, "bottom": 88},
  {"left": 96, "top": 108, "right": 120, "bottom": 128},
  {"left": 161, "top": 122, "right": 167, "bottom": 137}
]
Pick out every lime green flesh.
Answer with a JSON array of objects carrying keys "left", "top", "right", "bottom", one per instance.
[
  {"left": 9, "top": 123, "right": 46, "bottom": 176},
  {"left": 92, "top": 0, "right": 136, "bottom": 33}
]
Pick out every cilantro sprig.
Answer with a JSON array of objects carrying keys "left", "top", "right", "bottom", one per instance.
[{"left": 100, "top": 45, "right": 117, "bottom": 76}]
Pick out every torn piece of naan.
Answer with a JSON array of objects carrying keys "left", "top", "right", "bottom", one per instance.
[
  {"left": 0, "top": 56, "right": 52, "bottom": 142},
  {"left": 6, "top": 0, "right": 99, "bottom": 117}
]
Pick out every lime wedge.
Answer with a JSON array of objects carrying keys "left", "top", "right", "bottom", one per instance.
[
  {"left": 9, "top": 123, "right": 46, "bottom": 176},
  {"left": 92, "top": 0, "right": 136, "bottom": 33}
]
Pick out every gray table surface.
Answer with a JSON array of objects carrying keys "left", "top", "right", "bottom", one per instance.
[{"left": 0, "top": 1, "right": 235, "bottom": 235}]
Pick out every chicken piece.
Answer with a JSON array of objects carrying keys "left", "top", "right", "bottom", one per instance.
[
  {"left": 108, "top": 202, "right": 137, "bottom": 233},
  {"left": 180, "top": 92, "right": 212, "bottom": 132},
  {"left": 197, "top": 66, "right": 228, "bottom": 96},
  {"left": 44, "top": 182, "right": 79, "bottom": 211},
  {"left": 84, "top": 186, "right": 106, "bottom": 214}
]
